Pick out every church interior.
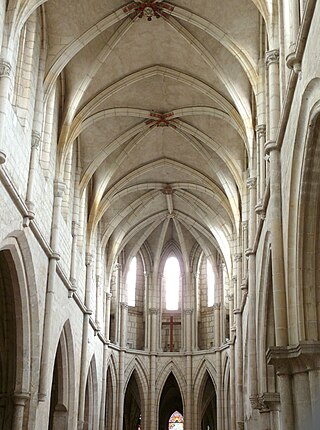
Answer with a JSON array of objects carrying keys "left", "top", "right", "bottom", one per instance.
[{"left": 0, "top": 0, "right": 320, "bottom": 429}]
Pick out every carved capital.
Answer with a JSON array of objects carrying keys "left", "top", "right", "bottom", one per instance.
[
  {"left": 242, "top": 221, "right": 248, "bottom": 232},
  {"left": 0, "top": 59, "right": 11, "bottom": 78},
  {"left": 115, "top": 263, "right": 122, "bottom": 270},
  {"left": 106, "top": 292, "right": 112, "bottom": 300},
  {"left": 234, "top": 253, "right": 242, "bottom": 262},
  {"left": 149, "top": 307, "right": 159, "bottom": 315},
  {"left": 71, "top": 221, "right": 80, "bottom": 237},
  {"left": 255, "top": 123, "right": 266, "bottom": 138},
  {"left": 246, "top": 177, "right": 257, "bottom": 190},
  {"left": 53, "top": 181, "right": 66, "bottom": 198},
  {"left": 85, "top": 252, "right": 94, "bottom": 266},
  {"left": 31, "top": 131, "right": 41, "bottom": 150},
  {"left": 213, "top": 303, "right": 221, "bottom": 310},
  {"left": 120, "top": 302, "right": 129, "bottom": 310},
  {"left": 227, "top": 293, "right": 234, "bottom": 302},
  {"left": 184, "top": 308, "right": 193, "bottom": 315},
  {"left": 266, "top": 49, "right": 279, "bottom": 67}
]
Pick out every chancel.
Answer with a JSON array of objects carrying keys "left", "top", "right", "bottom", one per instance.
[{"left": 0, "top": 0, "right": 319, "bottom": 429}]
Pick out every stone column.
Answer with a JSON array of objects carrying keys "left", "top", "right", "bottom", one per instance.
[
  {"left": 229, "top": 340, "right": 236, "bottom": 430},
  {"left": 116, "top": 302, "right": 129, "bottom": 430},
  {"left": 117, "top": 349, "right": 125, "bottom": 430},
  {"left": 25, "top": 131, "right": 41, "bottom": 218},
  {"left": 0, "top": 59, "right": 12, "bottom": 158},
  {"left": 185, "top": 354, "right": 193, "bottom": 430},
  {"left": 309, "top": 369, "right": 320, "bottom": 425},
  {"left": 265, "top": 49, "right": 288, "bottom": 348},
  {"left": 105, "top": 292, "right": 112, "bottom": 342},
  {"left": 214, "top": 303, "right": 221, "bottom": 348},
  {"left": 78, "top": 253, "right": 94, "bottom": 430},
  {"left": 234, "top": 309, "right": 244, "bottom": 430},
  {"left": 229, "top": 291, "right": 235, "bottom": 338},
  {"left": 283, "top": 0, "right": 300, "bottom": 63},
  {"left": 120, "top": 302, "right": 128, "bottom": 349},
  {"left": 216, "top": 351, "right": 223, "bottom": 430},
  {"left": 69, "top": 167, "right": 81, "bottom": 292},
  {"left": 99, "top": 345, "right": 108, "bottom": 430},
  {"left": 114, "top": 263, "right": 122, "bottom": 344},
  {"left": 12, "top": 393, "right": 30, "bottom": 430},
  {"left": 256, "top": 125, "right": 266, "bottom": 202},
  {"left": 246, "top": 177, "right": 258, "bottom": 403},
  {"left": 38, "top": 181, "right": 65, "bottom": 401},
  {"left": 185, "top": 308, "right": 193, "bottom": 352},
  {"left": 149, "top": 354, "right": 157, "bottom": 429},
  {"left": 144, "top": 271, "right": 150, "bottom": 349},
  {"left": 293, "top": 371, "right": 312, "bottom": 430},
  {"left": 277, "top": 372, "right": 294, "bottom": 430},
  {"left": 149, "top": 307, "right": 159, "bottom": 353}
]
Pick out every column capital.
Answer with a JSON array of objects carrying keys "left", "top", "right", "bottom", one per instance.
[
  {"left": 0, "top": 59, "right": 12, "bottom": 78},
  {"left": 255, "top": 123, "right": 266, "bottom": 137},
  {"left": 53, "top": 180, "right": 66, "bottom": 198},
  {"left": 184, "top": 308, "right": 193, "bottom": 315},
  {"left": 120, "top": 302, "right": 129, "bottom": 310},
  {"left": 242, "top": 221, "right": 248, "bottom": 232},
  {"left": 149, "top": 307, "right": 159, "bottom": 315},
  {"left": 13, "top": 391, "right": 30, "bottom": 406},
  {"left": 234, "top": 253, "right": 242, "bottom": 262},
  {"left": 85, "top": 252, "right": 94, "bottom": 266},
  {"left": 114, "top": 262, "right": 122, "bottom": 270},
  {"left": 264, "top": 139, "right": 279, "bottom": 155},
  {"left": 213, "top": 303, "right": 221, "bottom": 310},
  {"left": 246, "top": 177, "right": 257, "bottom": 190},
  {"left": 31, "top": 131, "right": 41, "bottom": 150},
  {"left": 265, "top": 49, "right": 279, "bottom": 67},
  {"left": 72, "top": 221, "right": 80, "bottom": 237},
  {"left": 227, "top": 293, "right": 234, "bottom": 302}
]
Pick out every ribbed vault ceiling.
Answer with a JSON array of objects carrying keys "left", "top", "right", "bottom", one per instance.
[{"left": 42, "top": 0, "right": 262, "bottom": 274}]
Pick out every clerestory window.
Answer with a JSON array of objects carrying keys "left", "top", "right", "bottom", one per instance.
[
  {"left": 127, "top": 256, "right": 137, "bottom": 307},
  {"left": 207, "top": 259, "right": 215, "bottom": 307},
  {"left": 164, "top": 256, "right": 180, "bottom": 310}
]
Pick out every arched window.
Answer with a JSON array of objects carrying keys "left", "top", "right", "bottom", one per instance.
[
  {"left": 164, "top": 257, "right": 180, "bottom": 310},
  {"left": 168, "top": 411, "right": 184, "bottom": 429},
  {"left": 207, "top": 259, "right": 215, "bottom": 307},
  {"left": 127, "top": 257, "right": 137, "bottom": 306}
]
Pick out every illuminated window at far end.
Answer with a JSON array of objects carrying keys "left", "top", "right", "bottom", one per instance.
[
  {"left": 127, "top": 257, "right": 137, "bottom": 307},
  {"left": 207, "top": 259, "right": 215, "bottom": 307},
  {"left": 164, "top": 256, "right": 180, "bottom": 310}
]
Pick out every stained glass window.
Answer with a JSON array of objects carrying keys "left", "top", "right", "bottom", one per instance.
[
  {"left": 207, "top": 259, "right": 215, "bottom": 307},
  {"left": 168, "top": 411, "right": 184, "bottom": 429},
  {"left": 164, "top": 257, "right": 180, "bottom": 310},
  {"left": 127, "top": 256, "right": 137, "bottom": 306}
]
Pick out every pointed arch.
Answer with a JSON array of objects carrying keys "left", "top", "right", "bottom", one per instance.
[
  {"left": 156, "top": 361, "right": 187, "bottom": 409},
  {"left": 83, "top": 355, "right": 98, "bottom": 430},
  {"left": 0, "top": 230, "right": 40, "bottom": 427},
  {"left": 48, "top": 320, "right": 76, "bottom": 429}
]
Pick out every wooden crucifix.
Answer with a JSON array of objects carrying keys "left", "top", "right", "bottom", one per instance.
[{"left": 163, "top": 316, "right": 180, "bottom": 351}]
